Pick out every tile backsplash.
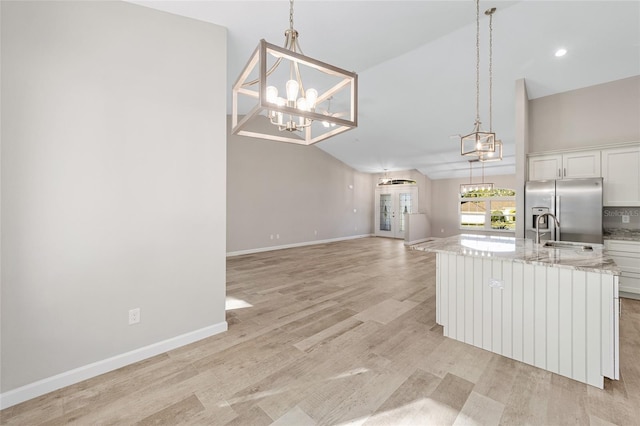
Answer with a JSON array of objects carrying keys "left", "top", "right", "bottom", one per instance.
[{"left": 603, "top": 207, "right": 640, "bottom": 230}]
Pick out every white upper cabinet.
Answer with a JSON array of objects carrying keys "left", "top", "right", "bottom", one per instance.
[
  {"left": 563, "top": 150, "right": 602, "bottom": 178},
  {"left": 528, "top": 154, "right": 562, "bottom": 180},
  {"left": 602, "top": 145, "right": 640, "bottom": 206},
  {"left": 528, "top": 150, "right": 601, "bottom": 181}
]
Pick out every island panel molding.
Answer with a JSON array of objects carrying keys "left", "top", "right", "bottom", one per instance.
[{"left": 417, "top": 235, "right": 620, "bottom": 389}]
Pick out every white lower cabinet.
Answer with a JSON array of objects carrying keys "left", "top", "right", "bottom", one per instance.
[{"left": 605, "top": 240, "right": 640, "bottom": 296}]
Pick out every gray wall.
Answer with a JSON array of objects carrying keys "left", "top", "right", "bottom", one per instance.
[
  {"left": 431, "top": 174, "right": 518, "bottom": 238},
  {"left": 227, "top": 119, "right": 375, "bottom": 254},
  {"left": 1, "top": 1, "right": 227, "bottom": 393},
  {"left": 529, "top": 75, "right": 640, "bottom": 153}
]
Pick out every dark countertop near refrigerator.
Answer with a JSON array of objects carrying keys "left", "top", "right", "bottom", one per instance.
[{"left": 603, "top": 228, "right": 640, "bottom": 242}]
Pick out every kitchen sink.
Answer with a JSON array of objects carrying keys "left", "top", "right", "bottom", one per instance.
[{"left": 543, "top": 241, "right": 593, "bottom": 251}]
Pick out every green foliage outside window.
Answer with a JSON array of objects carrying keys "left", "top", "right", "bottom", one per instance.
[
  {"left": 459, "top": 188, "right": 516, "bottom": 231},
  {"left": 460, "top": 188, "right": 516, "bottom": 198}
]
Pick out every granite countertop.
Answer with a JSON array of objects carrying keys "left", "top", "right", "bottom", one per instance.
[
  {"left": 603, "top": 228, "right": 640, "bottom": 242},
  {"left": 412, "top": 234, "right": 620, "bottom": 275}
]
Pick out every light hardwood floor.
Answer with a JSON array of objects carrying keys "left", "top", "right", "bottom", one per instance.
[{"left": 2, "top": 237, "right": 640, "bottom": 425}]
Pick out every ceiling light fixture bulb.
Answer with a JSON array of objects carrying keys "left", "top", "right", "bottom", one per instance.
[
  {"left": 555, "top": 48, "right": 567, "bottom": 57},
  {"left": 285, "top": 80, "right": 299, "bottom": 102},
  {"left": 266, "top": 86, "right": 278, "bottom": 103}
]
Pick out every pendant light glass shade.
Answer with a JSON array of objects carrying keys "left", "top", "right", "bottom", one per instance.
[
  {"left": 478, "top": 139, "right": 503, "bottom": 162},
  {"left": 231, "top": 1, "right": 357, "bottom": 145}
]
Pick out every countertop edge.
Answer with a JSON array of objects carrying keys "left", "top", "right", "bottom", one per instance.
[{"left": 412, "top": 235, "right": 621, "bottom": 275}]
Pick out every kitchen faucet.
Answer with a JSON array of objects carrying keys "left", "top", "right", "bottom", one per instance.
[{"left": 536, "top": 213, "right": 560, "bottom": 244}]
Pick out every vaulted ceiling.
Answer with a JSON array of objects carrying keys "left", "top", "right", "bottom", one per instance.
[{"left": 131, "top": 1, "right": 640, "bottom": 179}]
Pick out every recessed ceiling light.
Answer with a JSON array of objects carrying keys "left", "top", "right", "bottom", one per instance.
[{"left": 555, "top": 48, "right": 567, "bottom": 57}]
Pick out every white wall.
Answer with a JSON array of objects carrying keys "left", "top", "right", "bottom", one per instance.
[
  {"left": 1, "top": 0, "right": 227, "bottom": 403},
  {"left": 431, "top": 174, "right": 517, "bottom": 238},
  {"left": 227, "top": 119, "right": 375, "bottom": 254},
  {"left": 515, "top": 79, "right": 529, "bottom": 238},
  {"left": 529, "top": 75, "right": 640, "bottom": 153}
]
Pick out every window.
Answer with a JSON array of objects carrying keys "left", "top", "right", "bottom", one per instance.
[{"left": 459, "top": 188, "right": 516, "bottom": 231}]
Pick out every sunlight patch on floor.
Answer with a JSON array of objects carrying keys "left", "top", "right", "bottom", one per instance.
[
  {"left": 219, "top": 367, "right": 374, "bottom": 408},
  {"left": 225, "top": 296, "right": 253, "bottom": 310},
  {"left": 339, "top": 398, "right": 458, "bottom": 425}
]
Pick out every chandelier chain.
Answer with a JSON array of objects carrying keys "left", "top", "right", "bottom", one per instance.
[
  {"left": 489, "top": 10, "right": 493, "bottom": 132},
  {"left": 289, "top": 0, "right": 294, "bottom": 30},
  {"left": 475, "top": 0, "right": 480, "bottom": 124}
]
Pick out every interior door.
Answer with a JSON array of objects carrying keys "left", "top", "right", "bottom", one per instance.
[
  {"left": 376, "top": 191, "right": 395, "bottom": 238},
  {"left": 375, "top": 186, "right": 418, "bottom": 239}
]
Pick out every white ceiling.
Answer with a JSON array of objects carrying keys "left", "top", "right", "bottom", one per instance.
[{"left": 130, "top": 0, "right": 640, "bottom": 179}]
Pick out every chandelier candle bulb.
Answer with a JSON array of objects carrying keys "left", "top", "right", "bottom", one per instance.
[
  {"left": 285, "top": 80, "right": 299, "bottom": 103},
  {"left": 306, "top": 88, "right": 318, "bottom": 108}
]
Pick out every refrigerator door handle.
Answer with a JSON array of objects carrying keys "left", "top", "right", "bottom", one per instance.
[{"left": 556, "top": 195, "right": 561, "bottom": 241}]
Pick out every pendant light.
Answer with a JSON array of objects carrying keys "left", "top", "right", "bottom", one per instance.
[
  {"left": 478, "top": 7, "right": 503, "bottom": 163},
  {"left": 460, "top": 159, "right": 494, "bottom": 194},
  {"left": 460, "top": 0, "right": 495, "bottom": 157},
  {"left": 231, "top": 0, "right": 358, "bottom": 145}
]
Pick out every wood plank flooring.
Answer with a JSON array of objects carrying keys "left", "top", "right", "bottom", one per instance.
[{"left": 2, "top": 237, "right": 640, "bottom": 425}]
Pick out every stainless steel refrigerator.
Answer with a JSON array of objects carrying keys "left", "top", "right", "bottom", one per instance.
[{"left": 525, "top": 177, "right": 603, "bottom": 244}]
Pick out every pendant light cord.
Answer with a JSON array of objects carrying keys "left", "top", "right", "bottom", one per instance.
[
  {"left": 485, "top": 7, "right": 496, "bottom": 132},
  {"left": 475, "top": 0, "right": 480, "bottom": 124}
]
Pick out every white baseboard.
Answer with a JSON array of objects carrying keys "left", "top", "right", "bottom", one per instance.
[
  {"left": 227, "top": 234, "right": 374, "bottom": 257},
  {"left": 0, "top": 321, "right": 228, "bottom": 410}
]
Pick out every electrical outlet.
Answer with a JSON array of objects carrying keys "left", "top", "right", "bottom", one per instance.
[
  {"left": 622, "top": 215, "right": 630, "bottom": 223},
  {"left": 128, "top": 308, "right": 140, "bottom": 325},
  {"left": 276, "top": 234, "right": 280, "bottom": 239}
]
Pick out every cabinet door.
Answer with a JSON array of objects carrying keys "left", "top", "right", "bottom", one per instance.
[
  {"left": 528, "top": 154, "right": 561, "bottom": 180},
  {"left": 602, "top": 146, "right": 640, "bottom": 206},
  {"left": 563, "top": 150, "right": 601, "bottom": 179}
]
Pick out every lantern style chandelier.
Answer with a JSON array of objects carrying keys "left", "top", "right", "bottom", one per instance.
[
  {"left": 460, "top": 159, "right": 494, "bottom": 194},
  {"left": 460, "top": 1, "right": 498, "bottom": 158},
  {"left": 231, "top": 0, "right": 358, "bottom": 145}
]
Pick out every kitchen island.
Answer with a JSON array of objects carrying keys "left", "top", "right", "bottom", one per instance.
[{"left": 413, "top": 234, "right": 620, "bottom": 389}]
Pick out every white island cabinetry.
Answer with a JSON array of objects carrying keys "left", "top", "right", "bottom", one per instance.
[
  {"left": 415, "top": 235, "right": 620, "bottom": 389},
  {"left": 604, "top": 239, "right": 640, "bottom": 296}
]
